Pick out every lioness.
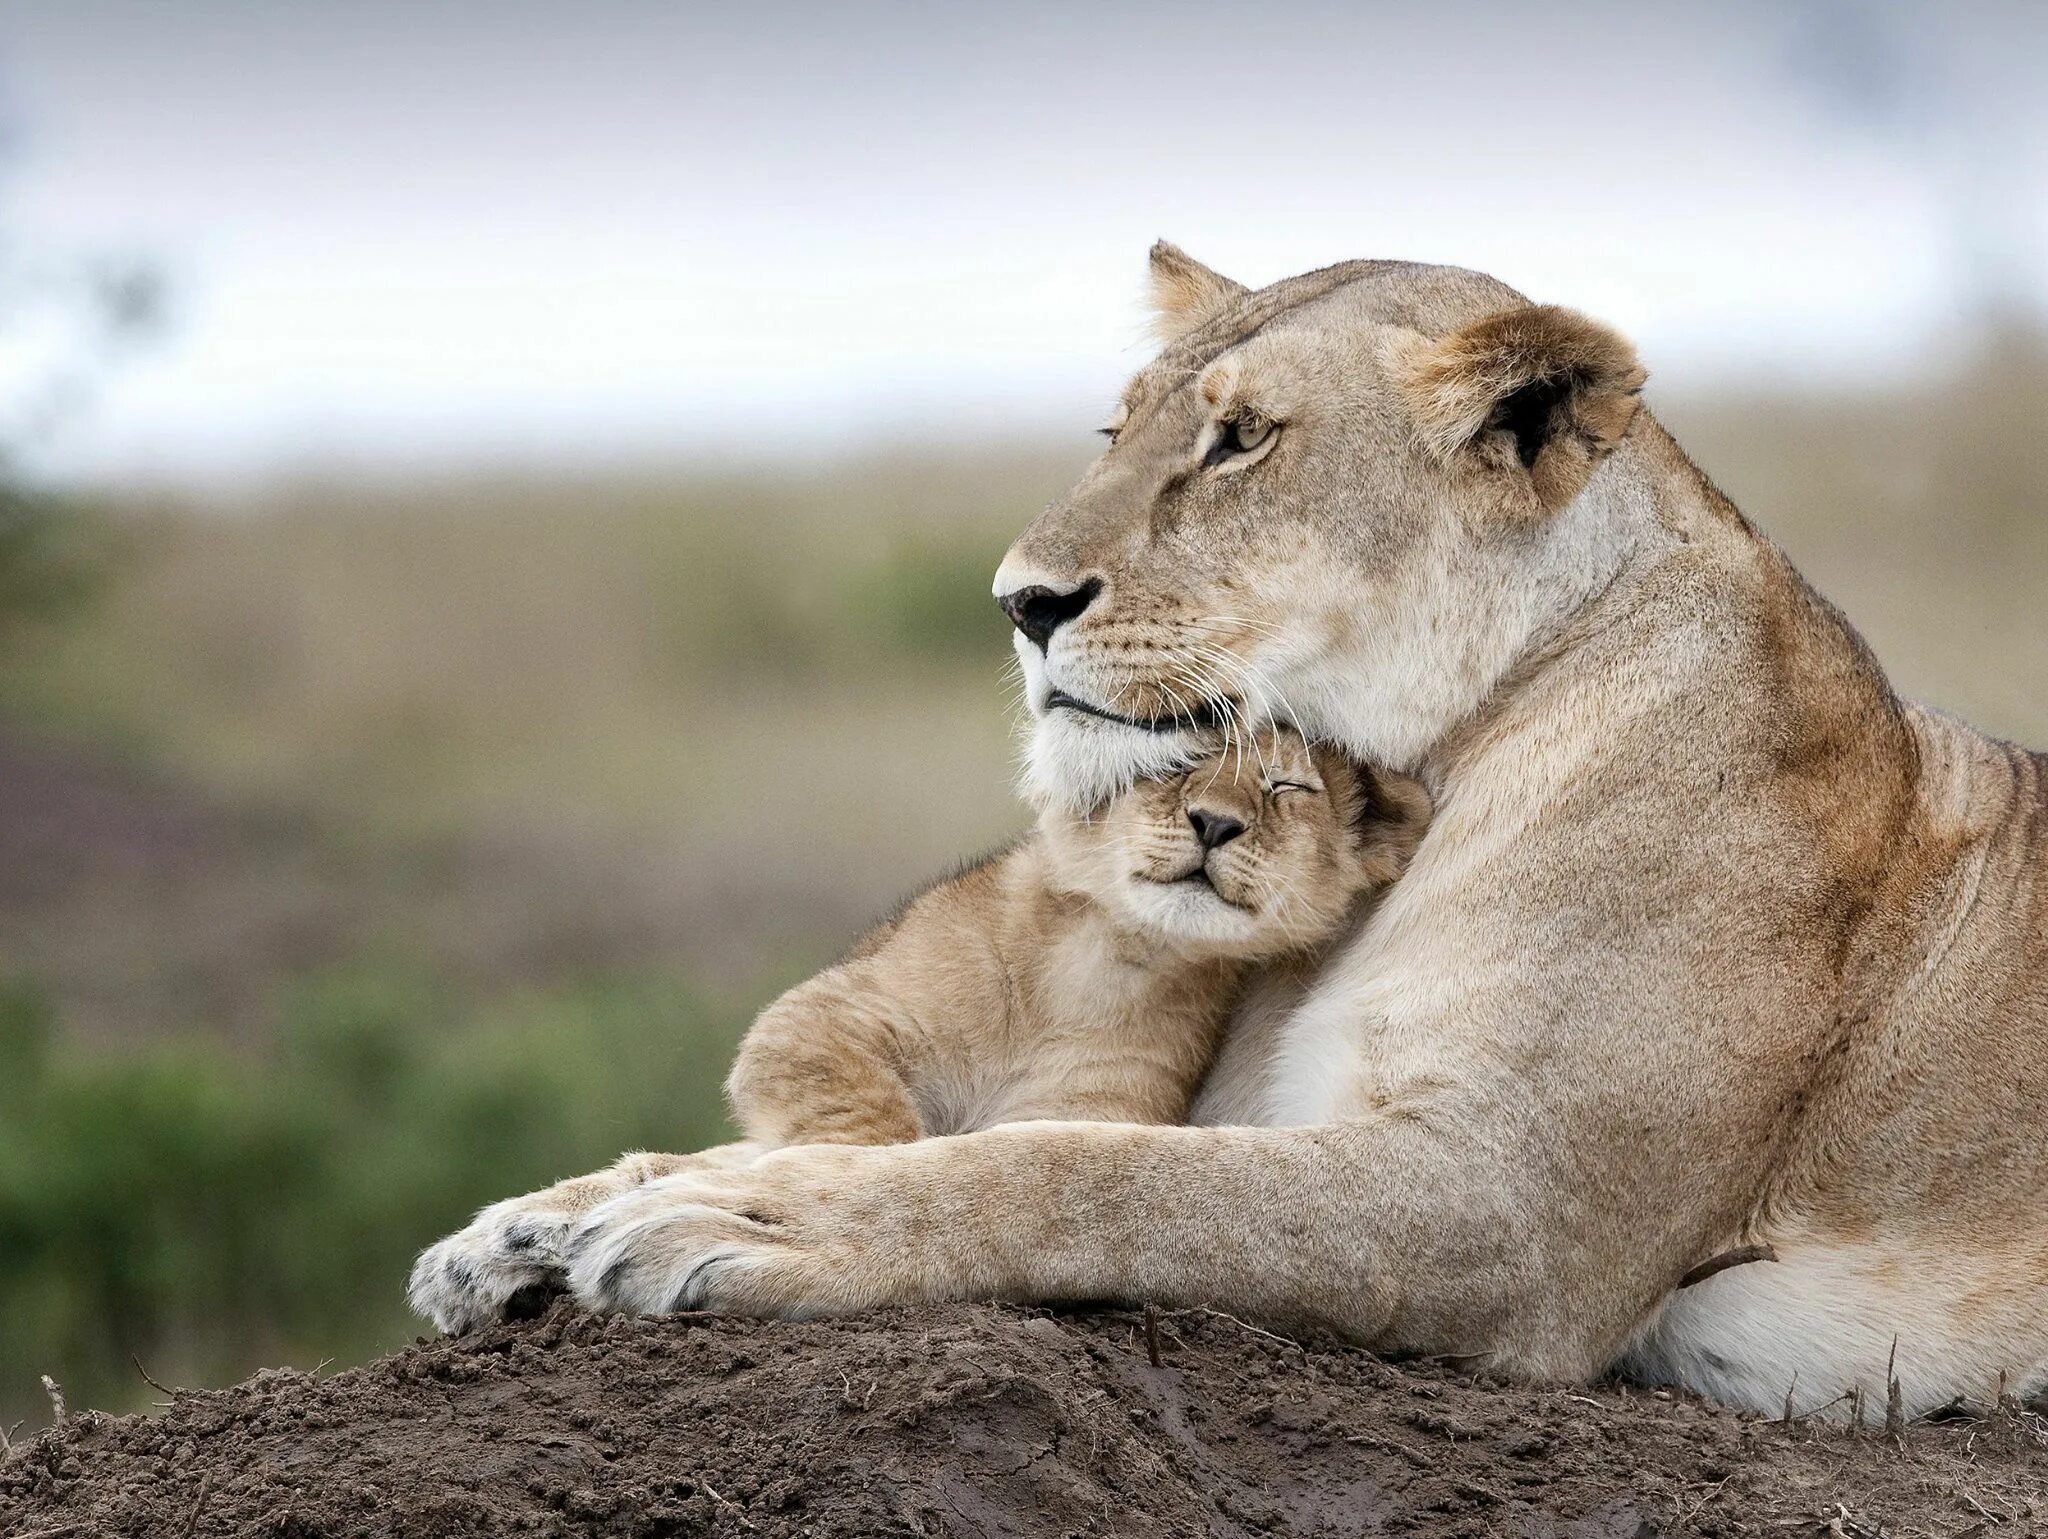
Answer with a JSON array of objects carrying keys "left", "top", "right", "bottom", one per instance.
[
  {"left": 729, "top": 726, "right": 1425, "bottom": 1148},
  {"left": 417, "top": 245, "right": 2048, "bottom": 1420}
]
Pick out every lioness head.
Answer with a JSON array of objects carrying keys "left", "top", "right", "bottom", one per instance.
[
  {"left": 1042, "top": 725, "right": 1428, "bottom": 957},
  {"left": 997, "top": 243, "right": 1648, "bottom": 809}
]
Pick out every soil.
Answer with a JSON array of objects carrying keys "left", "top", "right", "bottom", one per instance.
[{"left": 3, "top": 1304, "right": 2040, "bottom": 1538}]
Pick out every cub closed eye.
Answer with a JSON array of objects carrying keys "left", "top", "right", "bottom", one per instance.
[
  {"left": 1201, "top": 414, "right": 1278, "bottom": 471},
  {"left": 1266, "top": 780, "right": 1317, "bottom": 797}
]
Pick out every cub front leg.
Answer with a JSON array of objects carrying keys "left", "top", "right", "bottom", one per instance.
[
  {"left": 727, "top": 981, "right": 926, "bottom": 1147},
  {"left": 408, "top": 1144, "right": 760, "bottom": 1332}
]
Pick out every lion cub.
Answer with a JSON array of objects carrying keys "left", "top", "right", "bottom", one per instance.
[{"left": 728, "top": 727, "right": 1428, "bottom": 1144}]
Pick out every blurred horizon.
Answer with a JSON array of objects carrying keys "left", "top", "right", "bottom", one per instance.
[{"left": 3, "top": 0, "right": 2046, "bottom": 485}]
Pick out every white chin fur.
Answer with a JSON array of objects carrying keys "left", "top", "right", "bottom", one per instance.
[
  {"left": 1022, "top": 710, "right": 1209, "bottom": 813},
  {"left": 1011, "top": 634, "right": 1210, "bottom": 812},
  {"left": 1115, "top": 878, "right": 1262, "bottom": 950}
]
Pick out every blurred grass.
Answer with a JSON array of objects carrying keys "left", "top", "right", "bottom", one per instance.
[
  {"left": 0, "top": 478, "right": 102, "bottom": 643},
  {"left": 0, "top": 965, "right": 752, "bottom": 1424},
  {"left": 3, "top": 448, "right": 1082, "bottom": 845}
]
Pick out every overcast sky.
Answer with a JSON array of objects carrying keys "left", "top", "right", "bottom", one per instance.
[{"left": 2, "top": 0, "right": 2044, "bottom": 483}]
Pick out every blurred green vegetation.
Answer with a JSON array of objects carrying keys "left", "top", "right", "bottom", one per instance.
[
  {"left": 0, "top": 480, "right": 101, "bottom": 640},
  {"left": 0, "top": 964, "right": 750, "bottom": 1425},
  {"left": 0, "top": 455, "right": 1058, "bottom": 844},
  {"left": 844, "top": 533, "right": 1014, "bottom": 657}
]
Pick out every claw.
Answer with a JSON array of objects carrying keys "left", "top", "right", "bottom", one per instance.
[
  {"left": 504, "top": 1278, "right": 564, "bottom": 1320},
  {"left": 669, "top": 1251, "right": 727, "bottom": 1313}
]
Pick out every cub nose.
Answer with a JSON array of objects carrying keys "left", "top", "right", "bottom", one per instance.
[
  {"left": 1187, "top": 807, "right": 1246, "bottom": 851},
  {"left": 997, "top": 578, "right": 1101, "bottom": 651}
]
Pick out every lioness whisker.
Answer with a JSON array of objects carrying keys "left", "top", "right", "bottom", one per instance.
[
  {"left": 1195, "top": 643, "right": 1305, "bottom": 773},
  {"left": 1181, "top": 643, "right": 1280, "bottom": 782}
]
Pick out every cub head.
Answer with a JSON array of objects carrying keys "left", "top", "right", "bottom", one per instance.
[
  {"left": 997, "top": 242, "right": 1649, "bottom": 810},
  {"left": 1041, "top": 725, "right": 1429, "bottom": 958}
]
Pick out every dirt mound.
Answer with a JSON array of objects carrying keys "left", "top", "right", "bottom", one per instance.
[{"left": 2, "top": 1304, "right": 2038, "bottom": 1538}]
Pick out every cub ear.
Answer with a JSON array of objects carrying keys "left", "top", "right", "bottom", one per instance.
[
  {"left": 1147, "top": 240, "right": 1249, "bottom": 344},
  {"left": 1329, "top": 755, "right": 1432, "bottom": 886},
  {"left": 1393, "top": 305, "right": 1646, "bottom": 513}
]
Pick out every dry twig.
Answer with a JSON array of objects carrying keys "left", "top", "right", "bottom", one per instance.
[
  {"left": 1676, "top": 1242, "right": 1779, "bottom": 1290},
  {"left": 179, "top": 1471, "right": 212, "bottom": 1538},
  {"left": 133, "top": 1354, "right": 183, "bottom": 1399},
  {"left": 1165, "top": 1306, "right": 1304, "bottom": 1355},
  {"left": 1884, "top": 1337, "right": 1905, "bottom": 1440},
  {"left": 1782, "top": 1388, "right": 1857, "bottom": 1426},
  {"left": 699, "top": 1481, "right": 757, "bottom": 1530}
]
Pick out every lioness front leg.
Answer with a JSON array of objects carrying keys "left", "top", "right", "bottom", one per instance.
[
  {"left": 408, "top": 1143, "right": 760, "bottom": 1333},
  {"left": 560, "top": 1117, "right": 1675, "bottom": 1379},
  {"left": 559, "top": 1124, "right": 1412, "bottom": 1336}
]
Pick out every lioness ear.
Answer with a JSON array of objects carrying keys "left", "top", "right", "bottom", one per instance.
[
  {"left": 1147, "top": 240, "right": 1249, "bottom": 344},
  {"left": 1394, "top": 305, "right": 1646, "bottom": 513}
]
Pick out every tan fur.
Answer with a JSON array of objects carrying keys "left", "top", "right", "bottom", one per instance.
[
  {"left": 420, "top": 250, "right": 2048, "bottom": 1426},
  {"left": 409, "top": 729, "right": 1424, "bottom": 1330},
  {"left": 1145, "top": 239, "right": 1250, "bottom": 344},
  {"left": 729, "top": 728, "right": 1422, "bottom": 1148},
  {"left": 1390, "top": 305, "right": 1647, "bottom": 512}
]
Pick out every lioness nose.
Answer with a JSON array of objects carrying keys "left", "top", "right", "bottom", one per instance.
[
  {"left": 1187, "top": 808, "right": 1246, "bottom": 850},
  {"left": 997, "top": 578, "right": 1101, "bottom": 651}
]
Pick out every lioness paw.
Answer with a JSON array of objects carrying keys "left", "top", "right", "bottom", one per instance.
[
  {"left": 406, "top": 1146, "right": 769, "bottom": 1333},
  {"left": 564, "top": 1184, "right": 777, "bottom": 1315},
  {"left": 407, "top": 1199, "right": 576, "bottom": 1334},
  {"left": 565, "top": 1149, "right": 881, "bottom": 1319}
]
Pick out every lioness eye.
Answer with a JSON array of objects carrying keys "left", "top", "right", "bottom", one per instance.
[{"left": 1202, "top": 415, "right": 1276, "bottom": 469}]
